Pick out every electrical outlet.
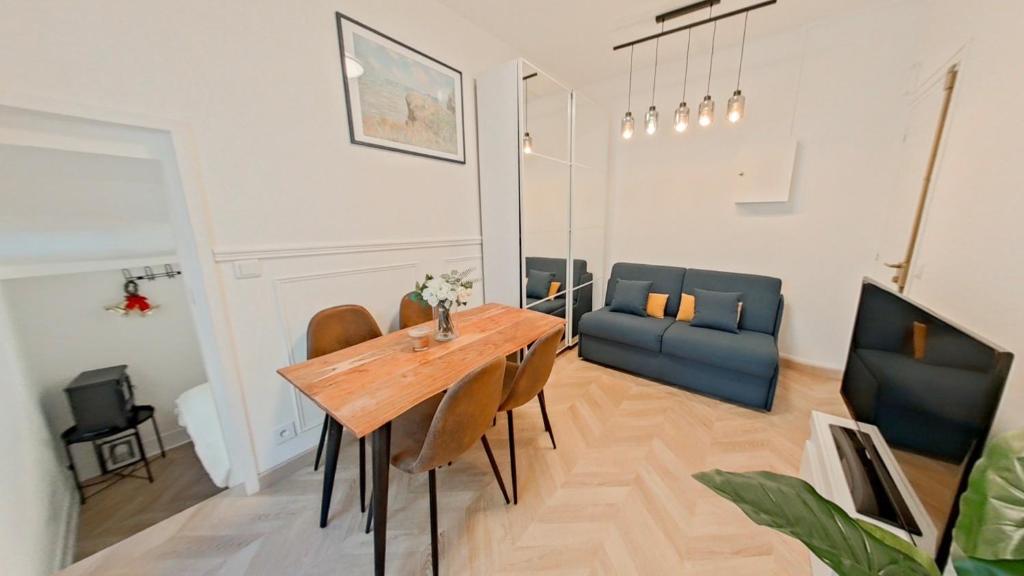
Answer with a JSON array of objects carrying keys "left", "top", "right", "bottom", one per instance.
[{"left": 273, "top": 422, "right": 296, "bottom": 445}]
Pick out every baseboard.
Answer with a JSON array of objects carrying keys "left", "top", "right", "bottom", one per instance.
[
  {"left": 780, "top": 354, "right": 844, "bottom": 380},
  {"left": 258, "top": 446, "right": 316, "bottom": 490},
  {"left": 55, "top": 478, "right": 80, "bottom": 571}
]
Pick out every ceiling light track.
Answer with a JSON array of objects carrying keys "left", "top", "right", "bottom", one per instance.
[{"left": 613, "top": 0, "right": 776, "bottom": 52}]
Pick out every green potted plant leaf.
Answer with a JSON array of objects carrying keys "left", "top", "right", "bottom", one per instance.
[{"left": 693, "top": 429, "right": 1024, "bottom": 576}]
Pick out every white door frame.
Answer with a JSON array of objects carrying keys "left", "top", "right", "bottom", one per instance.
[{"left": 0, "top": 93, "right": 260, "bottom": 492}]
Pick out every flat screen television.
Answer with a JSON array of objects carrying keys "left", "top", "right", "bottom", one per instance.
[{"left": 840, "top": 278, "right": 1013, "bottom": 569}]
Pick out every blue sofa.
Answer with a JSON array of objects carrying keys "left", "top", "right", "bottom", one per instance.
[
  {"left": 578, "top": 262, "right": 784, "bottom": 411},
  {"left": 524, "top": 257, "right": 592, "bottom": 339}
]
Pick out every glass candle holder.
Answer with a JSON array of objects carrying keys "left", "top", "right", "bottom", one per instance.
[{"left": 409, "top": 326, "right": 431, "bottom": 352}]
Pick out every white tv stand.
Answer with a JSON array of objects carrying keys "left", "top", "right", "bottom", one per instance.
[{"left": 800, "top": 411, "right": 938, "bottom": 575}]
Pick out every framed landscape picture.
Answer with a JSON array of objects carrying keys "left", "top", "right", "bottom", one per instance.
[{"left": 336, "top": 13, "right": 466, "bottom": 164}]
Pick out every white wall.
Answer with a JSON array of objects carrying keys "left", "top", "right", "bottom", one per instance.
[
  {"left": 902, "top": 0, "right": 1024, "bottom": 434},
  {"left": 2, "top": 268, "right": 207, "bottom": 479},
  {"left": 0, "top": 0, "right": 516, "bottom": 478},
  {"left": 588, "top": 1, "right": 924, "bottom": 368},
  {"left": 0, "top": 283, "right": 76, "bottom": 576},
  {"left": 0, "top": 146, "right": 174, "bottom": 268}
]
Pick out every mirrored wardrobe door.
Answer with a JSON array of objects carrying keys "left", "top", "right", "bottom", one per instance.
[
  {"left": 521, "top": 62, "right": 571, "bottom": 349},
  {"left": 568, "top": 92, "right": 609, "bottom": 343}
]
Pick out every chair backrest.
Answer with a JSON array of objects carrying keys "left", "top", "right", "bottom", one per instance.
[
  {"left": 681, "top": 269, "right": 782, "bottom": 335},
  {"left": 499, "top": 325, "right": 563, "bottom": 412},
  {"left": 410, "top": 356, "right": 506, "bottom": 473},
  {"left": 399, "top": 291, "right": 433, "bottom": 329},
  {"left": 306, "top": 305, "right": 382, "bottom": 360},
  {"left": 605, "top": 262, "right": 687, "bottom": 318}
]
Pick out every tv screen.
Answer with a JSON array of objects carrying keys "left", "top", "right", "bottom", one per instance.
[{"left": 841, "top": 278, "right": 1013, "bottom": 567}]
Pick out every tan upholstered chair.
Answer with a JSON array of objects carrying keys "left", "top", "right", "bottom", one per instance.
[
  {"left": 307, "top": 305, "right": 382, "bottom": 527},
  {"left": 499, "top": 325, "right": 562, "bottom": 504},
  {"left": 399, "top": 291, "right": 433, "bottom": 329},
  {"left": 366, "top": 356, "right": 508, "bottom": 576}
]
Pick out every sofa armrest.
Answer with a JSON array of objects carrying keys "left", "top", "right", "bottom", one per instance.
[{"left": 772, "top": 294, "right": 785, "bottom": 341}]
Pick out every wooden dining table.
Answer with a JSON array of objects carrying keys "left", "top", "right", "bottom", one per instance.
[{"left": 277, "top": 302, "right": 564, "bottom": 575}]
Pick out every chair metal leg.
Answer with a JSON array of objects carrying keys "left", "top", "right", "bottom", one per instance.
[
  {"left": 319, "top": 419, "right": 343, "bottom": 528},
  {"left": 429, "top": 469, "right": 439, "bottom": 576},
  {"left": 538, "top": 389, "right": 556, "bottom": 450},
  {"left": 480, "top": 435, "right": 510, "bottom": 504},
  {"left": 150, "top": 415, "right": 167, "bottom": 458},
  {"left": 359, "top": 436, "right": 366, "bottom": 513},
  {"left": 506, "top": 411, "right": 518, "bottom": 505},
  {"left": 365, "top": 491, "right": 374, "bottom": 534},
  {"left": 314, "top": 413, "right": 329, "bottom": 471}
]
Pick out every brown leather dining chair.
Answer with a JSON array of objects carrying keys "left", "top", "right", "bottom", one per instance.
[
  {"left": 499, "top": 325, "right": 562, "bottom": 504},
  {"left": 308, "top": 304, "right": 382, "bottom": 527},
  {"left": 364, "top": 357, "right": 509, "bottom": 576},
  {"left": 399, "top": 290, "right": 433, "bottom": 329}
]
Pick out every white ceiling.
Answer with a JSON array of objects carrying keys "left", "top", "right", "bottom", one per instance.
[
  {"left": 440, "top": 0, "right": 886, "bottom": 87},
  {"left": 0, "top": 145, "right": 175, "bottom": 267}
]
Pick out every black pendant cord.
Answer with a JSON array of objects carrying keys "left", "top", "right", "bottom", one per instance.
[
  {"left": 736, "top": 12, "right": 748, "bottom": 91},
  {"left": 681, "top": 29, "right": 691, "bottom": 102},
  {"left": 523, "top": 77, "right": 529, "bottom": 131},
  {"left": 626, "top": 45, "right": 634, "bottom": 111},
  {"left": 706, "top": 20, "right": 717, "bottom": 95},
  {"left": 650, "top": 22, "right": 664, "bottom": 106}
]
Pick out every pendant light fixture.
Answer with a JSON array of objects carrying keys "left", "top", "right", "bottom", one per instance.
[
  {"left": 621, "top": 46, "right": 635, "bottom": 140},
  {"left": 522, "top": 74, "right": 533, "bottom": 154},
  {"left": 728, "top": 12, "right": 749, "bottom": 123},
  {"left": 674, "top": 29, "right": 692, "bottom": 133},
  {"left": 645, "top": 23, "right": 664, "bottom": 135},
  {"left": 698, "top": 18, "right": 717, "bottom": 127}
]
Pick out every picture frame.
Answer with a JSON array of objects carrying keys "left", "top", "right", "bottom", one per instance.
[
  {"left": 97, "top": 433, "right": 142, "bottom": 474},
  {"left": 335, "top": 12, "right": 466, "bottom": 164}
]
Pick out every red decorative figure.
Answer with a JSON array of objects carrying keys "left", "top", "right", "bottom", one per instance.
[{"left": 106, "top": 280, "right": 159, "bottom": 316}]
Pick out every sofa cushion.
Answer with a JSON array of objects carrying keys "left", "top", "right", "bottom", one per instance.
[
  {"left": 610, "top": 279, "right": 652, "bottom": 316},
  {"left": 605, "top": 263, "right": 687, "bottom": 318},
  {"left": 661, "top": 322, "right": 778, "bottom": 378},
  {"left": 579, "top": 308, "right": 675, "bottom": 352},
  {"left": 691, "top": 289, "right": 742, "bottom": 333},
  {"left": 526, "top": 269, "right": 555, "bottom": 299},
  {"left": 682, "top": 268, "right": 781, "bottom": 335},
  {"left": 525, "top": 256, "right": 588, "bottom": 286},
  {"left": 526, "top": 297, "right": 565, "bottom": 316}
]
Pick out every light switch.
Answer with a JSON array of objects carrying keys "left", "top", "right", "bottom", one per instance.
[{"left": 233, "top": 259, "right": 262, "bottom": 279}]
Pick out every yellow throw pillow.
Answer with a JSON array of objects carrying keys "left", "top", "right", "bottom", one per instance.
[
  {"left": 646, "top": 293, "right": 669, "bottom": 318},
  {"left": 547, "top": 281, "right": 561, "bottom": 298},
  {"left": 676, "top": 293, "right": 696, "bottom": 322}
]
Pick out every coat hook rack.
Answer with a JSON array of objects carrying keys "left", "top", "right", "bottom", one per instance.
[{"left": 121, "top": 264, "right": 182, "bottom": 282}]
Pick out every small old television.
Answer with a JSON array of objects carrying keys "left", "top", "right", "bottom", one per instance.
[{"left": 65, "top": 365, "right": 135, "bottom": 433}]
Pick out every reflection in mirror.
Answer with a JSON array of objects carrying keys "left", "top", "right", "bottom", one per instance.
[
  {"left": 840, "top": 280, "right": 1012, "bottom": 564},
  {"left": 521, "top": 63, "right": 570, "bottom": 348}
]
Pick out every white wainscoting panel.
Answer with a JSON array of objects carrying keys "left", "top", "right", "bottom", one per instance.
[
  {"left": 272, "top": 262, "right": 419, "bottom": 432},
  {"left": 215, "top": 239, "right": 483, "bottom": 473}
]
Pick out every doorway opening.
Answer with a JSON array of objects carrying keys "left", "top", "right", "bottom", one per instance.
[{"left": 0, "top": 104, "right": 255, "bottom": 567}]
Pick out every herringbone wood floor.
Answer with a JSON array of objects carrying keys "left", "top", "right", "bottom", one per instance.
[{"left": 60, "top": 353, "right": 850, "bottom": 576}]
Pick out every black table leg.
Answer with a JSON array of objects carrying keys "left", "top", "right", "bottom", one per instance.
[
  {"left": 319, "top": 418, "right": 343, "bottom": 528},
  {"left": 151, "top": 415, "right": 167, "bottom": 458},
  {"left": 134, "top": 428, "right": 154, "bottom": 483},
  {"left": 314, "top": 413, "right": 329, "bottom": 472},
  {"left": 372, "top": 422, "right": 392, "bottom": 576},
  {"left": 359, "top": 437, "right": 367, "bottom": 513}
]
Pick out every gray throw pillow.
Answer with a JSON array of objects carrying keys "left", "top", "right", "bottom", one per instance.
[
  {"left": 610, "top": 279, "right": 653, "bottom": 316},
  {"left": 526, "top": 269, "right": 555, "bottom": 299},
  {"left": 691, "top": 288, "right": 742, "bottom": 333}
]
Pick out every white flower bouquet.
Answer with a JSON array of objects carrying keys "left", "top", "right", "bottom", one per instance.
[{"left": 413, "top": 268, "right": 476, "bottom": 341}]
